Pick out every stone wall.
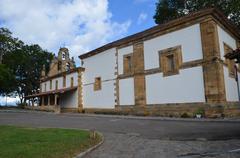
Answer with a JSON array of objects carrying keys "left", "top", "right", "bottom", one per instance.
[
  {"left": 24, "top": 105, "right": 60, "bottom": 113},
  {"left": 83, "top": 102, "right": 240, "bottom": 118}
]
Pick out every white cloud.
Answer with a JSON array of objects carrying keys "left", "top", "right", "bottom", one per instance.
[
  {"left": 137, "top": 12, "right": 148, "bottom": 24},
  {"left": 0, "top": 0, "right": 131, "bottom": 65}
]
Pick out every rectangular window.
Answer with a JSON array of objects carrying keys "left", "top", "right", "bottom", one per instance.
[
  {"left": 50, "top": 80, "right": 52, "bottom": 90},
  {"left": 94, "top": 77, "right": 101, "bottom": 91},
  {"left": 166, "top": 54, "right": 175, "bottom": 72},
  {"left": 159, "top": 46, "right": 182, "bottom": 77},
  {"left": 224, "top": 43, "right": 235, "bottom": 78},
  {"left": 71, "top": 77, "right": 74, "bottom": 87},
  {"left": 63, "top": 75, "right": 66, "bottom": 87},
  {"left": 44, "top": 83, "right": 46, "bottom": 92},
  {"left": 55, "top": 80, "right": 58, "bottom": 90},
  {"left": 123, "top": 53, "right": 133, "bottom": 74}
]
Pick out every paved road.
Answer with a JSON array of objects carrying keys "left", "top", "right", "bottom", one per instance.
[{"left": 0, "top": 111, "right": 240, "bottom": 158}]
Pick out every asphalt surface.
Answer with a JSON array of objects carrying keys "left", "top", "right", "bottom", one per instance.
[{"left": 0, "top": 110, "right": 240, "bottom": 158}]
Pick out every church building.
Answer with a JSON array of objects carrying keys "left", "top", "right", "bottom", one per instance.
[{"left": 25, "top": 8, "right": 240, "bottom": 117}]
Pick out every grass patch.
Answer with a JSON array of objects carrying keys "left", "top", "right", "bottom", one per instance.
[{"left": 0, "top": 125, "right": 102, "bottom": 158}]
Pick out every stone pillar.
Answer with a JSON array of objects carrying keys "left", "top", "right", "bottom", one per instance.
[
  {"left": 48, "top": 95, "right": 51, "bottom": 106},
  {"left": 31, "top": 98, "right": 34, "bottom": 107},
  {"left": 200, "top": 20, "right": 226, "bottom": 103},
  {"left": 133, "top": 42, "right": 146, "bottom": 106},
  {"left": 54, "top": 94, "right": 58, "bottom": 105},
  {"left": 41, "top": 96, "right": 44, "bottom": 106}
]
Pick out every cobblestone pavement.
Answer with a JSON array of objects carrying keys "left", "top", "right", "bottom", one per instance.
[{"left": 0, "top": 110, "right": 240, "bottom": 158}]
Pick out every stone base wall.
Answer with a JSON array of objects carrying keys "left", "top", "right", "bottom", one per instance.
[
  {"left": 61, "top": 108, "right": 78, "bottom": 113},
  {"left": 24, "top": 105, "right": 60, "bottom": 113},
  {"left": 83, "top": 102, "right": 240, "bottom": 118}
]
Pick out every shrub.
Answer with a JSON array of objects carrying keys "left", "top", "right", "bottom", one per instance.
[{"left": 194, "top": 108, "right": 205, "bottom": 117}]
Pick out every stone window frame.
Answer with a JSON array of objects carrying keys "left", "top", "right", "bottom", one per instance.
[
  {"left": 55, "top": 80, "right": 58, "bottom": 90},
  {"left": 63, "top": 75, "right": 66, "bottom": 87},
  {"left": 50, "top": 80, "right": 52, "bottom": 90},
  {"left": 123, "top": 53, "right": 133, "bottom": 74},
  {"left": 94, "top": 77, "right": 101, "bottom": 91},
  {"left": 224, "top": 42, "right": 235, "bottom": 78},
  {"left": 159, "top": 45, "right": 182, "bottom": 77},
  {"left": 40, "top": 84, "right": 42, "bottom": 92},
  {"left": 70, "top": 77, "right": 74, "bottom": 88},
  {"left": 44, "top": 83, "right": 47, "bottom": 92}
]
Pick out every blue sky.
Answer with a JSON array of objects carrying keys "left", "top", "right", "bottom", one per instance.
[
  {"left": 109, "top": 0, "right": 156, "bottom": 36},
  {"left": 0, "top": 0, "right": 157, "bottom": 105}
]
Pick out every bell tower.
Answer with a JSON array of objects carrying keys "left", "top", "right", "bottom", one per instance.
[{"left": 57, "top": 48, "right": 75, "bottom": 72}]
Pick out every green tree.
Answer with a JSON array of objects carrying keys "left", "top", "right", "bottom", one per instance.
[
  {"left": 0, "top": 27, "right": 53, "bottom": 104},
  {"left": 153, "top": 0, "right": 240, "bottom": 29},
  {"left": 3, "top": 44, "right": 53, "bottom": 104},
  {"left": 0, "top": 64, "right": 16, "bottom": 95},
  {"left": 0, "top": 28, "right": 22, "bottom": 64}
]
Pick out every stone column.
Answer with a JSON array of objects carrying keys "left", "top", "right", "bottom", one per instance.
[
  {"left": 41, "top": 96, "right": 44, "bottom": 106},
  {"left": 200, "top": 20, "right": 226, "bottom": 103},
  {"left": 47, "top": 95, "right": 51, "bottom": 106},
  {"left": 54, "top": 94, "right": 58, "bottom": 105}
]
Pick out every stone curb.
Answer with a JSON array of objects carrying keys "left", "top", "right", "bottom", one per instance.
[
  {"left": 65, "top": 113, "right": 240, "bottom": 123},
  {"left": 1, "top": 109, "right": 240, "bottom": 123},
  {"left": 74, "top": 132, "right": 104, "bottom": 158}
]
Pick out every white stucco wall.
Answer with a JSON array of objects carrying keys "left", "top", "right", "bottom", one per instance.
[
  {"left": 144, "top": 24, "right": 203, "bottom": 70},
  {"left": 119, "top": 78, "right": 135, "bottom": 105},
  {"left": 218, "top": 25, "right": 237, "bottom": 59},
  {"left": 82, "top": 48, "right": 117, "bottom": 109},
  {"left": 118, "top": 45, "right": 133, "bottom": 75},
  {"left": 82, "top": 48, "right": 116, "bottom": 84},
  {"left": 146, "top": 66, "right": 205, "bottom": 104},
  {"left": 52, "top": 77, "right": 63, "bottom": 90},
  {"left": 66, "top": 72, "right": 78, "bottom": 87},
  {"left": 60, "top": 90, "right": 78, "bottom": 108},
  {"left": 40, "top": 71, "right": 79, "bottom": 93},
  {"left": 83, "top": 80, "right": 115, "bottom": 108},
  {"left": 217, "top": 25, "right": 239, "bottom": 101}
]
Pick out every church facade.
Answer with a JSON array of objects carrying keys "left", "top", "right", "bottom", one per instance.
[{"left": 26, "top": 8, "right": 240, "bottom": 117}]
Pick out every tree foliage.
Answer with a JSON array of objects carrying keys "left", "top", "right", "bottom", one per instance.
[
  {"left": 0, "top": 28, "right": 53, "bottom": 103},
  {"left": 0, "top": 64, "right": 16, "bottom": 95},
  {"left": 153, "top": 0, "right": 240, "bottom": 29}
]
